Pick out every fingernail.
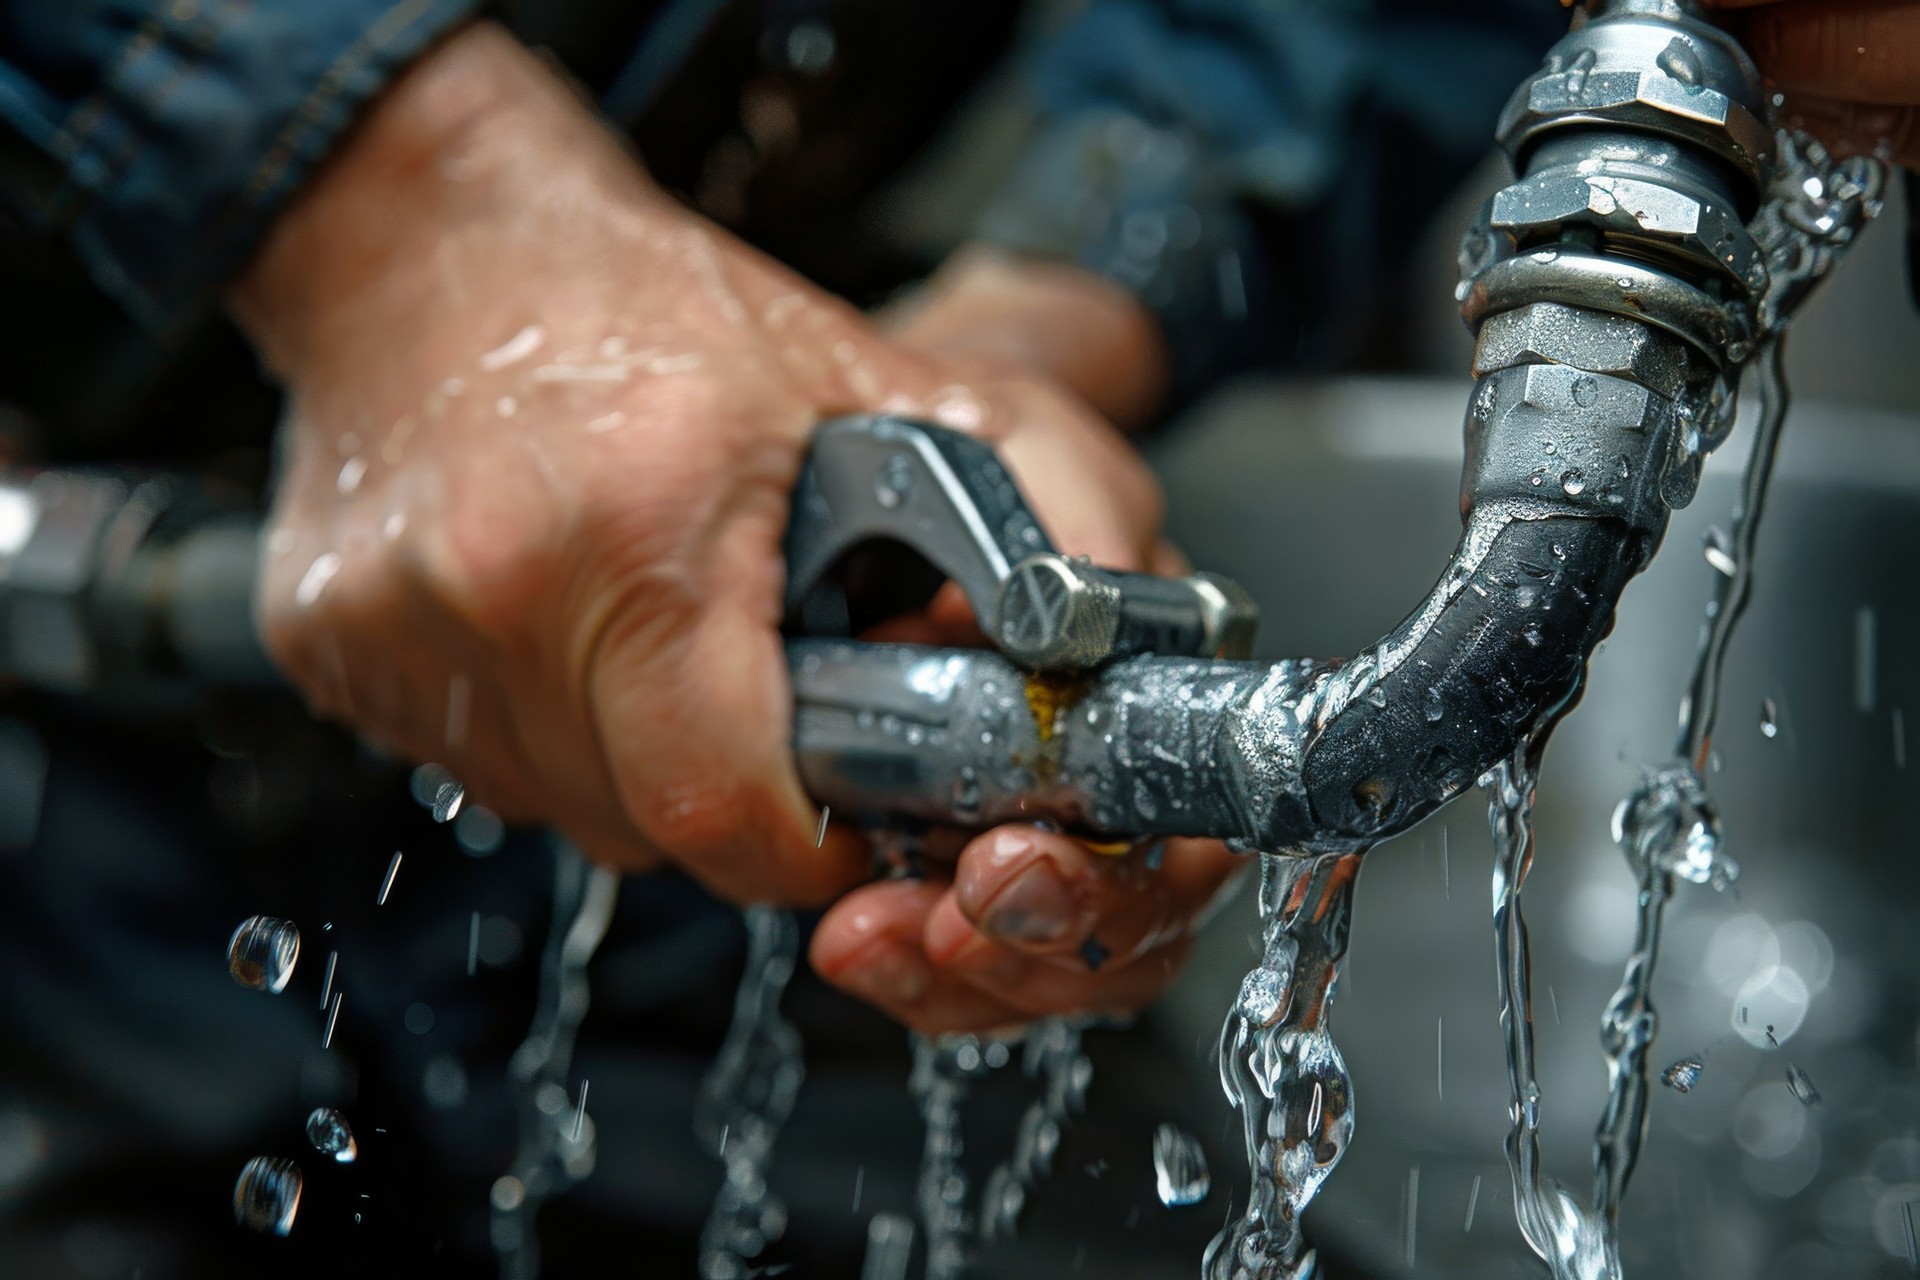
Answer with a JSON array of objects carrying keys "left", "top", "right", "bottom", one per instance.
[{"left": 980, "top": 856, "right": 1081, "bottom": 944}]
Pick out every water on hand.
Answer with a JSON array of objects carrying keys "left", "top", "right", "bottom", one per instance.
[
  {"left": 228, "top": 916, "right": 300, "bottom": 994},
  {"left": 1205, "top": 851, "right": 1359, "bottom": 1280},
  {"left": 306, "top": 1107, "right": 357, "bottom": 1163},
  {"left": 233, "top": 1155, "right": 303, "bottom": 1236},
  {"left": 1152, "top": 1123, "right": 1210, "bottom": 1208}
]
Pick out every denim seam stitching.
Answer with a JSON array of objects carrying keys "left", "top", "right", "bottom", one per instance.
[
  {"left": 236, "top": 0, "right": 448, "bottom": 210},
  {"left": 106, "top": 0, "right": 247, "bottom": 187}
]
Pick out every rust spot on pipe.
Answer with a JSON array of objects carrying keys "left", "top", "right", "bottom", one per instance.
[{"left": 1023, "top": 671, "right": 1093, "bottom": 744}]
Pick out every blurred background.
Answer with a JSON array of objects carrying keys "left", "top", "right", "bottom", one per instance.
[{"left": 3, "top": 1, "right": 1920, "bottom": 1277}]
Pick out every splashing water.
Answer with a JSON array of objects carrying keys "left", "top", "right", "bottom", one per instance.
[
  {"left": 695, "top": 907, "right": 805, "bottom": 1279},
  {"left": 1152, "top": 1123, "right": 1211, "bottom": 1207},
  {"left": 1204, "top": 851, "right": 1360, "bottom": 1280},
  {"left": 1489, "top": 131, "right": 1884, "bottom": 1280},
  {"left": 305, "top": 1107, "right": 357, "bottom": 1163},
  {"left": 228, "top": 916, "right": 300, "bottom": 994},
  {"left": 233, "top": 1155, "right": 303, "bottom": 1236}
]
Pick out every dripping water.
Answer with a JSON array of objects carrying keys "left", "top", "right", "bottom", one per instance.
[
  {"left": 1204, "top": 851, "right": 1360, "bottom": 1280},
  {"left": 695, "top": 906, "right": 806, "bottom": 1278},
  {"left": 1491, "top": 738, "right": 1613, "bottom": 1280},
  {"left": 911, "top": 1032, "right": 991, "bottom": 1280},
  {"left": 978, "top": 1018, "right": 1094, "bottom": 1245},
  {"left": 491, "top": 843, "right": 619, "bottom": 1280}
]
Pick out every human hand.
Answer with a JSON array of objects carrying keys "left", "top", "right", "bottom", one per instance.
[
  {"left": 1704, "top": 1, "right": 1920, "bottom": 167},
  {"left": 804, "top": 253, "right": 1245, "bottom": 1037},
  {"left": 230, "top": 18, "right": 1247, "bottom": 985}
]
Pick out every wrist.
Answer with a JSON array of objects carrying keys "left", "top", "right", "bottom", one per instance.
[{"left": 884, "top": 247, "right": 1170, "bottom": 431}]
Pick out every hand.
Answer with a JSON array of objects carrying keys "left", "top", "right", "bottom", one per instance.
[
  {"left": 806, "top": 254, "right": 1245, "bottom": 1037},
  {"left": 230, "top": 15, "right": 1240, "bottom": 982},
  {"left": 1704, "top": 1, "right": 1920, "bottom": 167}
]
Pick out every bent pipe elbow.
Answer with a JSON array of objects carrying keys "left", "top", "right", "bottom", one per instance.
[
  {"left": 792, "top": 498, "right": 1655, "bottom": 854},
  {"left": 792, "top": 338, "right": 1692, "bottom": 852}
]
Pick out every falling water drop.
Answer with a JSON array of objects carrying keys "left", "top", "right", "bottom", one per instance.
[
  {"left": 228, "top": 916, "right": 301, "bottom": 994},
  {"left": 1152, "top": 1125, "right": 1211, "bottom": 1207},
  {"left": 1660, "top": 1057, "right": 1704, "bottom": 1094},
  {"left": 1702, "top": 526, "right": 1737, "bottom": 577},
  {"left": 1655, "top": 37, "right": 1704, "bottom": 88},
  {"left": 233, "top": 1156, "right": 303, "bottom": 1235},
  {"left": 305, "top": 1108, "right": 358, "bottom": 1163},
  {"left": 1785, "top": 1063, "right": 1822, "bottom": 1107},
  {"left": 432, "top": 781, "right": 466, "bottom": 824},
  {"left": 1760, "top": 698, "right": 1779, "bottom": 739}
]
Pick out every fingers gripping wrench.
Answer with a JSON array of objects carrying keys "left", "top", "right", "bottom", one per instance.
[{"left": 783, "top": 415, "right": 1259, "bottom": 841}]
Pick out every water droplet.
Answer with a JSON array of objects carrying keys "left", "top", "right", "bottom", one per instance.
[
  {"left": 432, "top": 781, "right": 465, "bottom": 823},
  {"left": 1560, "top": 469, "right": 1588, "bottom": 497},
  {"left": 1521, "top": 624, "right": 1545, "bottom": 649},
  {"left": 1152, "top": 1125, "right": 1211, "bottom": 1207},
  {"left": 228, "top": 916, "right": 300, "bottom": 994},
  {"left": 337, "top": 457, "right": 367, "bottom": 495},
  {"left": 1471, "top": 381, "right": 1498, "bottom": 424},
  {"left": 294, "top": 553, "right": 341, "bottom": 608},
  {"left": 1760, "top": 698, "right": 1779, "bottom": 739},
  {"left": 1656, "top": 38, "right": 1703, "bottom": 88},
  {"left": 1702, "top": 526, "right": 1737, "bottom": 577},
  {"left": 1424, "top": 688, "right": 1445, "bottom": 723},
  {"left": 233, "top": 1156, "right": 302, "bottom": 1235},
  {"left": 1785, "top": 1063, "right": 1822, "bottom": 1106},
  {"left": 305, "top": 1108, "right": 357, "bottom": 1163},
  {"left": 951, "top": 767, "right": 982, "bottom": 820},
  {"left": 1564, "top": 47, "right": 1597, "bottom": 95},
  {"left": 874, "top": 455, "right": 913, "bottom": 509},
  {"left": 1660, "top": 1057, "right": 1704, "bottom": 1093},
  {"left": 1571, "top": 376, "right": 1600, "bottom": 408}
]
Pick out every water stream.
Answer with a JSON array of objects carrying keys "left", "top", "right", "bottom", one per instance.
[
  {"left": 1203, "top": 852, "right": 1360, "bottom": 1279},
  {"left": 694, "top": 906, "right": 806, "bottom": 1279},
  {"left": 492, "top": 845, "right": 620, "bottom": 1280},
  {"left": 1489, "top": 132, "right": 1886, "bottom": 1280}
]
